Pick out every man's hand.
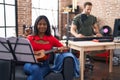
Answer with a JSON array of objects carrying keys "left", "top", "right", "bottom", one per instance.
[
  {"left": 75, "top": 34, "right": 85, "bottom": 38},
  {"left": 96, "top": 33, "right": 102, "bottom": 37}
]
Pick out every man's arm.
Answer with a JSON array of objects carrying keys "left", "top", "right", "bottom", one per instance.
[
  {"left": 93, "top": 23, "right": 102, "bottom": 37},
  {"left": 70, "top": 23, "right": 85, "bottom": 38}
]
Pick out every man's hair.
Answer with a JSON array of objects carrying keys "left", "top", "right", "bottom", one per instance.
[{"left": 84, "top": 2, "right": 92, "bottom": 7}]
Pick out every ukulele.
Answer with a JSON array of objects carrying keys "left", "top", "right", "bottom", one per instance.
[
  {"left": 34, "top": 46, "right": 69, "bottom": 62},
  {"left": 34, "top": 47, "right": 58, "bottom": 61}
]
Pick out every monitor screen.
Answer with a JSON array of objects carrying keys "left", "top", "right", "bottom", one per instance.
[{"left": 113, "top": 19, "right": 120, "bottom": 37}]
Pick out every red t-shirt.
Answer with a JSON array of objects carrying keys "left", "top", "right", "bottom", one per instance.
[{"left": 27, "top": 35, "right": 63, "bottom": 61}]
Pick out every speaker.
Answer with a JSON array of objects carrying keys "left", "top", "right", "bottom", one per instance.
[
  {"left": 113, "top": 19, "right": 120, "bottom": 37},
  {"left": 100, "top": 25, "right": 112, "bottom": 36}
]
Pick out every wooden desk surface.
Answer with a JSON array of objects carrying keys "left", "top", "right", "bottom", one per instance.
[
  {"left": 69, "top": 41, "right": 115, "bottom": 46},
  {"left": 61, "top": 40, "right": 116, "bottom": 51}
]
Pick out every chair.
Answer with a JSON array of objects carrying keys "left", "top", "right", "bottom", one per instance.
[
  {"left": 8, "top": 37, "right": 74, "bottom": 80},
  {"left": 95, "top": 50, "right": 110, "bottom": 64}
]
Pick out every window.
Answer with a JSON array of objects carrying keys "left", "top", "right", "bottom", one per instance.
[
  {"left": 32, "top": 0, "right": 59, "bottom": 35},
  {"left": 0, "top": 0, "right": 17, "bottom": 38}
]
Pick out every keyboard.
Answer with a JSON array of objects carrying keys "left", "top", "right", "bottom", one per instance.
[{"left": 68, "top": 36, "right": 114, "bottom": 42}]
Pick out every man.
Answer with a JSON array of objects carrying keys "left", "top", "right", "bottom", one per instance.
[
  {"left": 70, "top": 2, "right": 102, "bottom": 38},
  {"left": 70, "top": 2, "right": 106, "bottom": 65}
]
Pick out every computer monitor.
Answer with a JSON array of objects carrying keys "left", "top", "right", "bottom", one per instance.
[{"left": 113, "top": 19, "right": 120, "bottom": 37}]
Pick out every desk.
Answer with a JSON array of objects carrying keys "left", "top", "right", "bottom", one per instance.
[{"left": 61, "top": 40, "right": 119, "bottom": 80}]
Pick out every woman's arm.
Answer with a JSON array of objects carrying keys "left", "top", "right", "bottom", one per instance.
[{"left": 57, "top": 46, "right": 69, "bottom": 53}]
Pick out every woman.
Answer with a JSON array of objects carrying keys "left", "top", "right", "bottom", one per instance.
[{"left": 23, "top": 15, "right": 79, "bottom": 80}]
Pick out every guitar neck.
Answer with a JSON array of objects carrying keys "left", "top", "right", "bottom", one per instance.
[{"left": 45, "top": 47, "right": 58, "bottom": 54}]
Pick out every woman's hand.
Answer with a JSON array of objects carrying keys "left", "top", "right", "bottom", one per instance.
[
  {"left": 57, "top": 46, "right": 69, "bottom": 53},
  {"left": 34, "top": 50, "right": 46, "bottom": 61}
]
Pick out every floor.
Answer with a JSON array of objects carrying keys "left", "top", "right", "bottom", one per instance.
[{"left": 74, "top": 59, "right": 120, "bottom": 80}]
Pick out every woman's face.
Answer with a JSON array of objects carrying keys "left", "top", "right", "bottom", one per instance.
[{"left": 37, "top": 19, "right": 47, "bottom": 34}]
